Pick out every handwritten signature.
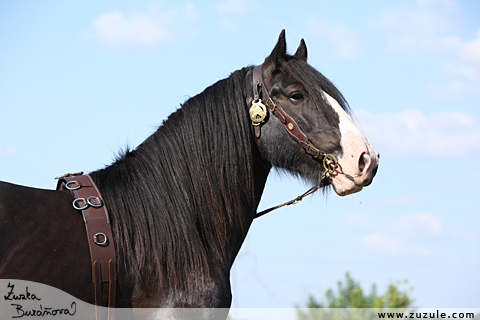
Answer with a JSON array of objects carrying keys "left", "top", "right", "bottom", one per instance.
[
  {"left": 10, "top": 303, "right": 76, "bottom": 318},
  {"left": 4, "top": 282, "right": 76, "bottom": 318}
]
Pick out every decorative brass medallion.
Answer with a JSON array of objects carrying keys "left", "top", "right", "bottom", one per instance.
[{"left": 249, "top": 99, "right": 267, "bottom": 126}]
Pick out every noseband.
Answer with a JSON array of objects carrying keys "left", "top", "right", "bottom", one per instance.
[{"left": 250, "top": 65, "right": 338, "bottom": 219}]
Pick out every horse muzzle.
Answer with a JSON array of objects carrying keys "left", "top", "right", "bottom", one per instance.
[{"left": 329, "top": 134, "right": 380, "bottom": 196}]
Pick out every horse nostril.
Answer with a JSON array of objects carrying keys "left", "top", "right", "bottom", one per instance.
[{"left": 358, "top": 154, "right": 366, "bottom": 173}]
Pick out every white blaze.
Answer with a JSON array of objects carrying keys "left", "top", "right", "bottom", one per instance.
[
  {"left": 322, "top": 91, "right": 368, "bottom": 146},
  {"left": 321, "top": 91, "right": 379, "bottom": 196}
]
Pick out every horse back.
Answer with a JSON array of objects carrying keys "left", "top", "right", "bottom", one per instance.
[{"left": 0, "top": 181, "right": 94, "bottom": 304}]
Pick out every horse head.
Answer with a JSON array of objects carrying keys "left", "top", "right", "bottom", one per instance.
[{"left": 252, "top": 30, "right": 379, "bottom": 196}]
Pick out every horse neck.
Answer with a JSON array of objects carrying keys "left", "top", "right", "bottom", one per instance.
[{"left": 90, "top": 68, "right": 271, "bottom": 282}]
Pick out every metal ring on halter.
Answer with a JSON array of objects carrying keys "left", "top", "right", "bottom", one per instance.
[
  {"left": 73, "top": 198, "right": 88, "bottom": 210},
  {"left": 93, "top": 232, "right": 108, "bottom": 246},
  {"left": 87, "top": 196, "right": 103, "bottom": 208},
  {"left": 65, "top": 181, "right": 81, "bottom": 191},
  {"left": 323, "top": 154, "right": 338, "bottom": 174}
]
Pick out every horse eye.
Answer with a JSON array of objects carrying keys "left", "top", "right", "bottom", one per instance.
[{"left": 289, "top": 92, "right": 304, "bottom": 102}]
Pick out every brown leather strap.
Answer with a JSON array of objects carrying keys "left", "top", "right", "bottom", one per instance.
[
  {"left": 252, "top": 65, "right": 324, "bottom": 159},
  {"left": 56, "top": 173, "right": 116, "bottom": 315}
]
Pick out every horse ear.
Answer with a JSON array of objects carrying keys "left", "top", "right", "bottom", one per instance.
[
  {"left": 264, "top": 30, "right": 287, "bottom": 72},
  {"left": 294, "top": 39, "right": 307, "bottom": 62}
]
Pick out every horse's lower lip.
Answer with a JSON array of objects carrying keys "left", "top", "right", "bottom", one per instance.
[
  {"left": 330, "top": 173, "right": 363, "bottom": 196},
  {"left": 333, "top": 184, "right": 363, "bottom": 196}
]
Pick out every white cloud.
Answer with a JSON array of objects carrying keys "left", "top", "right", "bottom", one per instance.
[
  {"left": 356, "top": 109, "right": 480, "bottom": 157},
  {"left": 431, "top": 29, "right": 480, "bottom": 99},
  {"left": 372, "top": 0, "right": 457, "bottom": 56},
  {"left": 305, "top": 17, "right": 362, "bottom": 61},
  {"left": 358, "top": 213, "right": 442, "bottom": 255},
  {"left": 372, "top": 195, "right": 427, "bottom": 208},
  {"left": 345, "top": 213, "right": 372, "bottom": 229},
  {"left": 183, "top": 3, "right": 200, "bottom": 22},
  {"left": 372, "top": 0, "right": 480, "bottom": 99},
  {"left": 394, "top": 214, "right": 443, "bottom": 236},
  {"left": 349, "top": 211, "right": 480, "bottom": 255},
  {"left": 447, "top": 225, "right": 480, "bottom": 241},
  {"left": 362, "top": 232, "right": 405, "bottom": 254},
  {"left": 87, "top": 3, "right": 199, "bottom": 49},
  {"left": 361, "top": 232, "right": 430, "bottom": 255},
  {"left": 0, "top": 146, "right": 17, "bottom": 157},
  {"left": 348, "top": 213, "right": 444, "bottom": 236},
  {"left": 353, "top": 211, "right": 479, "bottom": 255},
  {"left": 216, "top": 0, "right": 258, "bottom": 31},
  {"left": 418, "top": 0, "right": 459, "bottom": 11},
  {"left": 216, "top": 0, "right": 250, "bottom": 15}
]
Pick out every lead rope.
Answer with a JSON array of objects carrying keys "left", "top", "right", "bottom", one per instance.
[
  {"left": 253, "top": 154, "right": 338, "bottom": 219},
  {"left": 253, "top": 185, "right": 321, "bottom": 219}
]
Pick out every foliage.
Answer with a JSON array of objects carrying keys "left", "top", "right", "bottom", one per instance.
[{"left": 297, "top": 272, "right": 415, "bottom": 320}]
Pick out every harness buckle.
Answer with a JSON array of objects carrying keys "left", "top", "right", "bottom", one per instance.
[
  {"left": 266, "top": 98, "right": 276, "bottom": 112},
  {"left": 306, "top": 144, "right": 321, "bottom": 158}
]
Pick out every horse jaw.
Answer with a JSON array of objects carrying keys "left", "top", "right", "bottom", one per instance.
[{"left": 322, "top": 92, "right": 380, "bottom": 196}]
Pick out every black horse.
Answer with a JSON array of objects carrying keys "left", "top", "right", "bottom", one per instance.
[{"left": 0, "top": 31, "right": 379, "bottom": 316}]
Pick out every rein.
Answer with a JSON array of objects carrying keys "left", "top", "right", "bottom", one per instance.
[{"left": 250, "top": 65, "right": 338, "bottom": 219}]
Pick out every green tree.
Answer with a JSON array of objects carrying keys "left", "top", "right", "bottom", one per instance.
[{"left": 297, "top": 272, "right": 415, "bottom": 320}]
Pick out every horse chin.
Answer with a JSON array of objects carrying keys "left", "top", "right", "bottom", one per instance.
[{"left": 330, "top": 174, "right": 363, "bottom": 196}]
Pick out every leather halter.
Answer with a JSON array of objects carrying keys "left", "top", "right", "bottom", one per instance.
[
  {"left": 56, "top": 173, "right": 116, "bottom": 320},
  {"left": 250, "top": 65, "right": 338, "bottom": 219},
  {"left": 252, "top": 65, "right": 327, "bottom": 159}
]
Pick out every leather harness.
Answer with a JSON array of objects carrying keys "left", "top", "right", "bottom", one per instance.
[
  {"left": 56, "top": 172, "right": 116, "bottom": 319},
  {"left": 251, "top": 65, "right": 329, "bottom": 160}
]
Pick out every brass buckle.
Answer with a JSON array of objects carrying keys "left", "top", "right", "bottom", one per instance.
[
  {"left": 306, "top": 145, "right": 321, "bottom": 158},
  {"left": 266, "top": 98, "right": 276, "bottom": 112}
]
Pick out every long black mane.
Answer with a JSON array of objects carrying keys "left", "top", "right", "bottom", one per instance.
[
  {"left": 90, "top": 67, "right": 257, "bottom": 299},
  {"left": 89, "top": 54, "right": 351, "bottom": 302}
]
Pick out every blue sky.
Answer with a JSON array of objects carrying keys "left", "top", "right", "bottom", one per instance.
[{"left": 1, "top": 0, "right": 479, "bottom": 309}]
